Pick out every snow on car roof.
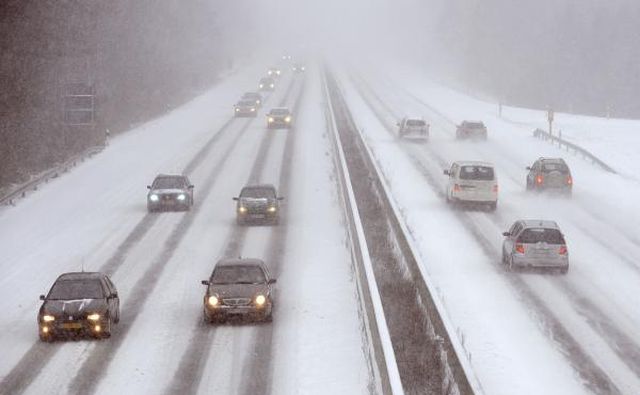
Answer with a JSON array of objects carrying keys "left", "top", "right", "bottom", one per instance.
[
  {"left": 453, "top": 160, "right": 494, "bottom": 167},
  {"left": 521, "top": 219, "right": 560, "bottom": 229}
]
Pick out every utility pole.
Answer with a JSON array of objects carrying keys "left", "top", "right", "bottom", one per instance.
[{"left": 547, "top": 108, "right": 554, "bottom": 138}]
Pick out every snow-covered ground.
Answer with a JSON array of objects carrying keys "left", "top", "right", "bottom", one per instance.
[
  {"left": 335, "top": 63, "right": 640, "bottom": 395},
  {"left": 0, "top": 63, "right": 371, "bottom": 394}
]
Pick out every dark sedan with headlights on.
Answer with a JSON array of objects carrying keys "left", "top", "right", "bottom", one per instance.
[
  {"left": 258, "top": 77, "right": 275, "bottom": 92},
  {"left": 234, "top": 99, "right": 258, "bottom": 117},
  {"left": 37, "top": 272, "right": 120, "bottom": 341},
  {"left": 147, "top": 174, "right": 194, "bottom": 212},
  {"left": 202, "top": 258, "right": 276, "bottom": 323},
  {"left": 233, "top": 184, "right": 283, "bottom": 225},
  {"left": 266, "top": 107, "right": 293, "bottom": 129}
]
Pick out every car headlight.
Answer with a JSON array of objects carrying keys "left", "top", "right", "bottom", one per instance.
[
  {"left": 267, "top": 206, "right": 277, "bottom": 213},
  {"left": 285, "top": 116, "right": 292, "bottom": 123},
  {"left": 270, "top": 84, "right": 274, "bottom": 88},
  {"left": 255, "top": 294, "right": 266, "bottom": 306},
  {"left": 268, "top": 117, "right": 274, "bottom": 123},
  {"left": 238, "top": 206, "right": 247, "bottom": 213},
  {"left": 256, "top": 100, "right": 261, "bottom": 105},
  {"left": 235, "top": 108, "right": 240, "bottom": 112},
  {"left": 259, "top": 84, "right": 264, "bottom": 88},
  {"left": 276, "top": 71, "right": 281, "bottom": 75},
  {"left": 43, "top": 314, "right": 55, "bottom": 322},
  {"left": 177, "top": 194, "right": 186, "bottom": 201},
  {"left": 250, "top": 108, "right": 255, "bottom": 112},
  {"left": 87, "top": 313, "right": 101, "bottom": 321},
  {"left": 149, "top": 194, "right": 159, "bottom": 202},
  {"left": 208, "top": 295, "right": 219, "bottom": 307}
]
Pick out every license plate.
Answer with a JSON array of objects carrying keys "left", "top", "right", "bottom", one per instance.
[
  {"left": 251, "top": 214, "right": 265, "bottom": 219},
  {"left": 62, "top": 323, "right": 83, "bottom": 329}
]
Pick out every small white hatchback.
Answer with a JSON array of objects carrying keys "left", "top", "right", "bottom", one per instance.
[{"left": 444, "top": 161, "right": 498, "bottom": 210}]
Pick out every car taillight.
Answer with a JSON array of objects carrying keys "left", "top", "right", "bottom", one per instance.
[
  {"left": 566, "top": 176, "right": 573, "bottom": 185},
  {"left": 536, "top": 175, "right": 544, "bottom": 184},
  {"left": 493, "top": 185, "right": 498, "bottom": 193},
  {"left": 515, "top": 244, "right": 525, "bottom": 254},
  {"left": 559, "top": 245, "right": 568, "bottom": 255},
  {"left": 453, "top": 184, "right": 461, "bottom": 192}
]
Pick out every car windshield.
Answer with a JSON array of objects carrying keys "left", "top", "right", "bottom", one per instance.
[
  {"left": 242, "top": 93, "right": 260, "bottom": 99},
  {"left": 466, "top": 122, "right": 485, "bottom": 129},
  {"left": 153, "top": 177, "right": 185, "bottom": 189},
  {"left": 541, "top": 163, "right": 569, "bottom": 173},
  {"left": 47, "top": 280, "right": 104, "bottom": 300},
  {"left": 238, "top": 100, "right": 255, "bottom": 106},
  {"left": 270, "top": 109, "right": 289, "bottom": 115},
  {"left": 241, "top": 187, "right": 275, "bottom": 199},
  {"left": 518, "top": 228, "right": 565, "bottom": 244},
  {"left": 211, "top": 265, "right": 266, "bottom": 284},
  {"left": 406, "top": 120, "right": 425, "bottom": 127},
  {"left": 260, "top": 78, "right": 273, "bottom": 84},
  {"left": 459, "top": 166, "right": 494, "bottom": 181}
]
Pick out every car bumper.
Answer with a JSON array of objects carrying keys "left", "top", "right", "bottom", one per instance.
[
  {"left": 512, "top": 255, "right": 569, "bottom": 270},
  {"left": 237, "top": 211, "right": 278, "bottom": 223},
  {"left": 452, "top": 191, "right": 497, "bottom": 203},
  {"left": 205, "top": 303, "right": 271, "bottom": 319},
  {"left": 148, "top": 200, "right": 190, "bottom": 210},
  {"left": 39, "top": 318, "right": 106, "bottom": 338},
  {"left": 267, "top": 120, "right": 291, "bottom": 128}
]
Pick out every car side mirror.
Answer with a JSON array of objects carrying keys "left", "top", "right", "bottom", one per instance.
[
  {"left": 201, "top": 280, "right": 210, "bottom": 286},
  {"left": 502, "top": 232, "right": 510, "bottom": 237},
  {"left": 112, "top": 292, "right": 118, "bottom": 299},
  {"left": 39, "top": 294, "right": 45, "bottom": 301},
  {"left": 188, "top": 185, "right": 194, "bottom": 189},
  {"left": 147, "top": 185, "right": 151, "bottom": 189},
  {"left": 443, "top": 170, "right": 450, "bottom": 176},
  {"left": 268, "top": 279, "right": 277, "bottom": 284},
  {"left": 526, "top": 167, "right": 531, "bottom": 171},
  {"left": 232, "top": 197, "right": 239, "bottom": 201},
  {"left": 277, "top": 197, "right": 284, "bottom": 201}
]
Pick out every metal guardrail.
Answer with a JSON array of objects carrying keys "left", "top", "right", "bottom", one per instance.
[
  {"left": 0, "top": 144, "right": 105, "bottom": 206},
  {"left": 532, "top": 128, "right": 617, "bottom": 174}
]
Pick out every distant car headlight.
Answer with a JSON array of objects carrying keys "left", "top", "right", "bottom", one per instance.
[
  {"left": 301, "top": 66, "right": 305, "bottom": 71},
  {"left": 267, "top": 206, "right": 277, "bottom": 213},
  {"left": 268, "top": 117, "right": 275, "bottom": 123},
  {"left": 284, "top": 116, "right": 292, "bottom": 123},
  {"left": 250, "top": 108, "right": 255, "bottom": 112},
  {"left": 87, "top": 313, "right": 101, "bottom": 321},
  {"left": 235, "top": 108, "right": 240, "bottom": 112},
  {"left": 177, "top": 194, "right": 186, "bottom": 201},
  {"left": 270, "top": 84, "right": 274, "bottom": 88},
  {"left": 276, "top": 70, "right": 281, "bottom": 75},
  {"left": 255, "top": 294, "right": 266, "bottom": 306},
  {"left": 43, "top": 314, "right": 55, "bottom": 322},
  {"left": 238, "top": 206, "right": 247, "bottom": 213},
  {"left": 149, "top": 194, "right": 159, "bottom": 202},
  {"left": 256, "top": 100, "right": 261, "bottom": 105},
  {"left": 259, "top": 84, "right": 264, "bottom": 88},
  {"left": 208, "top": 295, "right": 219, "bottom": 307}
]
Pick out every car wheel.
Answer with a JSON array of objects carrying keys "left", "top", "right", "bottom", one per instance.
[
  {"left": 236, "top": 217, "right": 245, "bottom": 226},
  {"left": 488, "top": 202, "right": 497, "bottom": 211},
  {"left": 114, "top": 308, "right": 120, "bottom": 324},
  {"left": 560, "top": 266, "right": 569, "bottom": 275},
  {"left": 39, "top": 333, "right": 53, "bottom": 342}
]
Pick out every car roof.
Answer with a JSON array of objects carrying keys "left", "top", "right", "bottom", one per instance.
[
  {"left": 462, "top": 120, "right": 485, "bottom": 125},
  {"left": 404, "top": 117, "right": 424, "bottom": 121},
  {"left": 537, "top": 157, "right": 567, "bottom": 164},
  {"left": 453, "top": 160, "right": 494, "bottom": 167},
  {"left": 242, "top": 183, "right": 276, "bottom": 191},
  {"left": 56, "top": 272, "right": 105, "bottom": 282},
  {"left": 216, "top": 258, "right": 266, "bottom": 268},
  {"left": 520, "top": 219, "right": 560, "bottom": 229},
  {"left": 155, "top": 174, "right": 186, "bottom": 179},
  {"left": 269, "top": 107, "right": 290, "bottom": 112}
]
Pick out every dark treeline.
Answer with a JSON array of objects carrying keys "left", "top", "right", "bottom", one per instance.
[
  {"left": 0, "top": 0, "right": 223, "bottom": 188},
  {"left": 428, "top": 0, "right": 640, "bottom": 119}
]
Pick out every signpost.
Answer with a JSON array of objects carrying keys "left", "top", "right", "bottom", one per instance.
[{"left": 547, "top": 108, "right": 554, "bottom": 138}]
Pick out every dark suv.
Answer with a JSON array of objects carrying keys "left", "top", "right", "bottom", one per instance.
[
  {"left": 201, "top": 258, "right": 276, "bottom": 323},
  {"left": 526, "top": 158, "right": 572, "bottom": 195},
  {"left": 38, "top": 272, "right": 120, "bottom": 341},
  {"left": 233, "top": 184, "right": 283, "bottom": 225},
  {"left": 259, "top": 77, "right": 275, "bottom": 91},
  {"left": 147, "top": 174, "right": 194, "bottom": 212}
]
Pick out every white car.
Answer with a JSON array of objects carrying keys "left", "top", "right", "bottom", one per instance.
[
  {"left": 397, "top": 117, "right": 429, "bottom": 141},
  {"left": 444, "top": 161, "right": 498, "bottom": 210}
]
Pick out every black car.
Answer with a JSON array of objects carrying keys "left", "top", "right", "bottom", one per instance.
[
  {"left": 38, "top": 272, "right": 120, "bottom": 341},
  {"left": 233, "top": 184, "right": 283, "bottom": 225},
  {"left": 258, "top": 77, "right": 275, "bottom": 92},
  {"left": 266, "top": 107, "right": 293, "bottom": 129},
  {"left": 241, "top": 91, "right": 263, "bottom": 107},
  {"left": 147, "top": 174, "right": 194, "bottom": 212},
  {"left": 234, "top": 99, "right": 258, "bottom": 117},
  {"left": 526, "top": 157, "right": 573, "bottom": 195},
  {"left": 201, "top": 258, "right": 276, "bottom": 323}
]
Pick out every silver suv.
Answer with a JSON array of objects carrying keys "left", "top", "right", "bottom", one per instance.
[
  {"left": 501, "top": 220, "right": 569, "bottom": 274},
  {"left": 526, "top": 157, "right": 572, "bottom": 195}
]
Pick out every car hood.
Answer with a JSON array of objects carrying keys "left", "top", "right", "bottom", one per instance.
[
  {"left": 42, "top": 298, "right": 107, "bottom": 316},
  {"left": 150, "top": 188, "right": 187, "bottom": 195},
  {"left": 208, "top": 283, "right": 269, "bottom": 299}
]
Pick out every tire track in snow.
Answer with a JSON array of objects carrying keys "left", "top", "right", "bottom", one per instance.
[
  {"left": 349, "top": 74, "right": 622, "bottom": 395},
  {"left": 163, "top": 76, "right": 300, "bottom": 395}
]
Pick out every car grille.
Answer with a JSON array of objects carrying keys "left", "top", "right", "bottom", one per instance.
[{"left": 222, "top": 298, "right": 252, "bottom": 306}]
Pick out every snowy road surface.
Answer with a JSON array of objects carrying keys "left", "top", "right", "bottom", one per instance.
[{"left": 2, "top": 58, "right": 640, "bottom": 395}]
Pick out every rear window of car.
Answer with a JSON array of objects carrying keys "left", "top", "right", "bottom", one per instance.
[
  {"left": 48, "top": 280, "right": 105, "bottom": 300},
  {"left": 459, "top": 166, "right": 494, "bottom": 181},
  {"left": 541, "top": 163, "right": 569, "bottom": 173},
  {"left": 465, "top": 122, "right": 485, "bottom": 129},
  {"left": 406, "top": 120, "right": 425, "bottom": 127},
  {"left": 517, "top": 228, "right": 565, "bottom": 244},
  {"left": 153, "top": 177, "right": 185, "bottom": 189},
  {"left": 241, "top": 187, "right": 275, "bottom": 198}
]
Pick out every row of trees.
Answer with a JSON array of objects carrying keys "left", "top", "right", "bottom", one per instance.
[
  {"left": 426, "top": 0, "right": 640, "bottom": 118},
  {"left": 0, "top": 0, "right": 224, "bottom": 188}
]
